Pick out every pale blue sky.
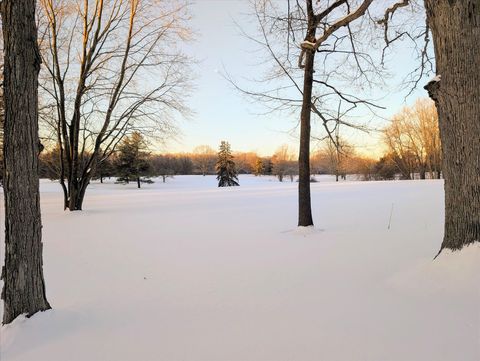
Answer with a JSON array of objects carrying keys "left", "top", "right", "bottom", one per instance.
[{"left": 167, "top": 0, "right": 431, "bottom": 157}]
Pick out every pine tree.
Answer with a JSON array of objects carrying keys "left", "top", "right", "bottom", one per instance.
[
  {"left": 114, "top": 132, "right": 151, "bottom": 188},
  {"left": 253, "top": 158, "right": 264, "bottom": 176},
  {"left": 216, "top": 141, "right": 239, "bottom": 187},
  {"left": 93, "top": 156, "right": 115, "bottom": 184}
]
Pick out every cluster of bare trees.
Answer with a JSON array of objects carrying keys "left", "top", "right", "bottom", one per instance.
[
  {"left": 191, "top": 145, "right": 216, "bottom": 176},
  {"left": 311, "top": 138, "right": 355, "bottom": 181},
  {"left": 271, "top": 145, "right": 297, "bottom": 182},
  {"left": 309, "top": 99, "right": 441, "bottom": 182},
  {"left": 383, "top": 99, "right": 441, "bottom": 180}
]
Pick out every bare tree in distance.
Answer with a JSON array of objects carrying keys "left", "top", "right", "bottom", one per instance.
[
  {"left": 1, "top": 0, "right": 51, "bottom": 324},
  {"left": 192, "top": 145, "right": 216, "bottom": 176},
  {"left": 324, "top": 137, "right": 354, "bottom": 182},
  {"left": 272, "top": 144, "right": 297, "bottom": 182},
  {"left": 234, "top": 152, "right": 259, "bottom": 174},
  {"left": 37, "top": 0, "right": 193, "bottom": 210},
  {"left": 414, "top": 99, "right": 442, "bottom": 179},
  {"left": 383, "top": 118, "right": 417, "bottom": 180}
]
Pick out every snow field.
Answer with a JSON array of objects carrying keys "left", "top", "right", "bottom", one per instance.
[{"left": 1, "top": 175, "right": 479, "bottom": 361}]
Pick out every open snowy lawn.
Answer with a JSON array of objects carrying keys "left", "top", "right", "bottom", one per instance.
[{"left": 1, "top": 175, "right": 479, "bottom": 361}]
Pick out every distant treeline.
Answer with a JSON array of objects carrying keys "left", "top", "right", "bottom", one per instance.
[{"left": 36, "top": 145, "right": 441, "bottom": 184}]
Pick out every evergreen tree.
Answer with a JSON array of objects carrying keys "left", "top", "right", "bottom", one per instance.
[
  {"left": 253, "top": 158, "right": 264, "bottom": 176},
  {"left": 93, "top": 156, "right": 115, "bottom": 184},
  {"left": 114, "top": 132, "right": 151, "bottom": 188},
  {"left": 216, "top": 141, "right": 239, "bottom": 187},
  {"left": 263, "top": 159, "right": 273, "bottom": 175}
]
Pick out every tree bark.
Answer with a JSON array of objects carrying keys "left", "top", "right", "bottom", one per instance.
[
  {"left": 298, "top": 47, "right": 315, "bottom": 227},
  {"left": 1, "top": 0, "right": 51, "bottom": 324},
  {"left": 67, "top": 182, "right": 83, "bottom": 210},
  {"left": 424, "top": 0, "right": 480, "bottom": 251}
]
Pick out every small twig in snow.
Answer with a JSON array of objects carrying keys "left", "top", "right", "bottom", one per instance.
[{"left": 387, "top": 203, "right": 394, "bottom": 230}]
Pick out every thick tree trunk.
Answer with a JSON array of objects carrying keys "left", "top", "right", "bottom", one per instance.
[
  {"left": 62, "top": 145, "right": 100, "bottom": 211},
  {"left": 65, "top": 179, "right": 88, "bottom": 211},
  {"left": 67, "top": 182, "right": 83, "bottom": 210},
  {"left": 424, "top": 0, "right": 480, "bottom": 251},
  {"left": 137, "top": 177, "right": 141, "bottom": 188},
  {"left": 1, "top": 0, "right": 51, "bottom": 324},
  {"left": 67, "top": 182, "right": 78, "bottom": 210},
  {"left": 298, "top": 48, "right": 315, "bottom": 227}
]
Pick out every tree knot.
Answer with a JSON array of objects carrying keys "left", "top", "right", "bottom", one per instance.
[{"left": 424, "top": 75, "right": 441, "bottom": 102}]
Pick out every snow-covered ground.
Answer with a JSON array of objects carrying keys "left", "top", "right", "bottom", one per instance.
[{"left": 1, "top": 175, "right": 479, "bottom": 361}]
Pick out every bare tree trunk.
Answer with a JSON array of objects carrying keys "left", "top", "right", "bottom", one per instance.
[
  {"left": 298, "top": 47, "right": 315, "bottom": 227},
  {"left": 1, "top": 0, "right": 51, "bottom": 324},
  {"left": 137, "top": 177, "right": 141, "bottom": 188},
  {"left": 67, "top": 182, "right": 83, "bottom": 211},
  {"left": 67, "top": 182, "right": 78, "bottom": 210},
  {"left": 60, "top": 179, "right": 68, "bottom": 210},
  {"left": 65, "top": 180, "right": 87, "bottom": 210},
  {"left": 424, "top": 0, "right": 480, "bottom": 251},
  {"left": 420, "top": 166, "right": 426, "bottom": 180},
  {"left": 77, "top": 180, "right": 89, "bottom": 210}
]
